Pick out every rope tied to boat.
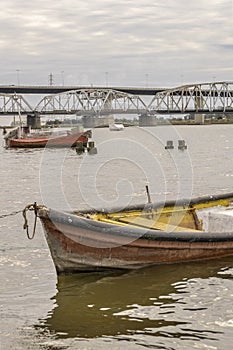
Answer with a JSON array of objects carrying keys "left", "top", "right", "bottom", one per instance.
[
  {"left": 0, "top": 209, "right": 22, "bottom": 219},
  {"left": 22, "top": 202, "right": 39, "bottom": 240}
]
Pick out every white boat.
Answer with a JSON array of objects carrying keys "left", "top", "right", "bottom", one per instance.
[{"left": 109, "top": 123, "right": 124, "bottom": 131}]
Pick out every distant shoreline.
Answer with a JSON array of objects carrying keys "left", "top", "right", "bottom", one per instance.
[{"left": 2, "top": 119, "right": 233, "bottom": 129}]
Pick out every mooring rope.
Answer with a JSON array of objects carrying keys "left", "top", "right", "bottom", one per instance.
[
  {"left": 0, "top": 210, "right": 22, "bottom": 219},
  {"left": 22, "top": 202, "right": 39, "bottom": 240},
  {"left": 0, "top": 203, "right": 44, "bottom": 240}
]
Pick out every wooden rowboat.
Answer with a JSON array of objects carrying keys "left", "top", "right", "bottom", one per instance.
[
  {"left": 25, "top": 192, "right": 233, "bottom": 274},
  {"left": 4, "top": 128, "right": 91, "bottom": 148}
]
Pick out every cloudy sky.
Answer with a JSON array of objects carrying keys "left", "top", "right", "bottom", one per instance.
[{"left": 0, "top": 0, "right": 232, "bottom": 88}]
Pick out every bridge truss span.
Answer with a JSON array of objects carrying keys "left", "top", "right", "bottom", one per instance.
[
  {"left": 148, "top": 82, "right": 233, "bottom": 114},
  {"left": 35, "top": 88, "right": 148, "bottom": 115},
  {"left": 0, "top": 93, "right": 33, "bottom": 114}
]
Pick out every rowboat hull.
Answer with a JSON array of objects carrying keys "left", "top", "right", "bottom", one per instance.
[
  {"left": 37, "top": 193, "right": 233, "bottom": 274},
  {"left": 5, "top": 130, "right": 90, "bottom": 148}
]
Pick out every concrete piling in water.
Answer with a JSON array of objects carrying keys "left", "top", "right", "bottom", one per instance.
[
  {"left": 165, "top": 140, "right": 187, "bottom": 150},
  {"left": 165, "top": 140, "right": 174, "bottom": 149},
  {"left": 87, "top": 141, "right": 97, "bottom": 155},
  {"left": 75, "top": 141, "right": 97, "bottom": 155},
  {"left": 178, "top": 140, "right": 187, "bottom": 150},
  {"left": 75, "top": 141, "right": 85, "bottom": 155}
]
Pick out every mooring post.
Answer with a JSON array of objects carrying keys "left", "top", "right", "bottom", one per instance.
[
  {"left": 178, "top": 140, "right": 187, "bottom": 150},
  {"left": 87, "top": 141, "right": 97, "bottom": 155},
  {"left": 165, "top": 140, "right": 174, "bottom": 149},
  {"left": 76, "top": 141, "right": 85, "bottom": 155}
]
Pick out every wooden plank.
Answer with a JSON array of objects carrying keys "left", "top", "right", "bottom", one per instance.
[{"left": 117, "top": 216, "right": 201, "bottom": 232}]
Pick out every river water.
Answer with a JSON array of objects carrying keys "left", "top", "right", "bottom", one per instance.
[{"left": 1, "top": 123, "right": 233, "bottom": 349}]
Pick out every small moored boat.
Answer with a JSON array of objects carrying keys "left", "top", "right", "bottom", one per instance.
[{"left": 23, "top": 192, "right": 233, "bottom": 274}]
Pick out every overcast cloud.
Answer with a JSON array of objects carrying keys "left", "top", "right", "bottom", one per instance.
[{"left": 0, "top": 0, "right": 232, "bottom": 87}]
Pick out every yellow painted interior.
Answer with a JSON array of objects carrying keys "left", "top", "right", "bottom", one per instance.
[{"left": 84, "top": 197, "right": 233, "bottom": 232}]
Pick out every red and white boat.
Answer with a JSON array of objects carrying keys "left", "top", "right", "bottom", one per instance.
[{"left": 4, "top": 127, "right": 91, "bottom": 148}]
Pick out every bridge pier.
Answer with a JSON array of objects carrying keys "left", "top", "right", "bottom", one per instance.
[
  {"left": 27, "top": 113, "right": 41, "bottom": 129},
  {"left": 194, "top": 114, "right": 205, "bottom": 124},
  {"left": 194, "top": 94, "right": 205, "bottom": 124},
  {"left": 82, "top": 115, "right": 114, "bottom": 128},
  {"left": 139, "top": 114, "right": 157, "bottom": 127}
]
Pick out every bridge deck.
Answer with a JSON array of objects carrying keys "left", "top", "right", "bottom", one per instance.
[{"left": 0, "top": 85, "right": 166, "bottom": 95}]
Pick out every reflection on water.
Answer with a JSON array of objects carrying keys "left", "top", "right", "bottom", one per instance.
[{"left": 39, "top": 258, "right": 233, "bottom": 342}]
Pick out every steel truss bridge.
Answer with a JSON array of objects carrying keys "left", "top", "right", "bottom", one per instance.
[
  {"left": 0, "top": 82, "right": 233, "bottom": 116},
  {"left": 149, "top": 82, "right": 233, "bottom": 114},
  {"left": 36, "top": 89, "right": 148, "bottom": 116}
]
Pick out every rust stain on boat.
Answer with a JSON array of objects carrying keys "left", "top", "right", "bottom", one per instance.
[{"left": 36, "top": 193, "right": 233, "bottom": 273}]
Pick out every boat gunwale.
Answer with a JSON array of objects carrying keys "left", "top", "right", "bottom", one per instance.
[
  {"left": 38, "top": 199, "right": 233, "bottom": 244},
  {"left": 73, "top": 192, "right": 233, "bottom": 215}
]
